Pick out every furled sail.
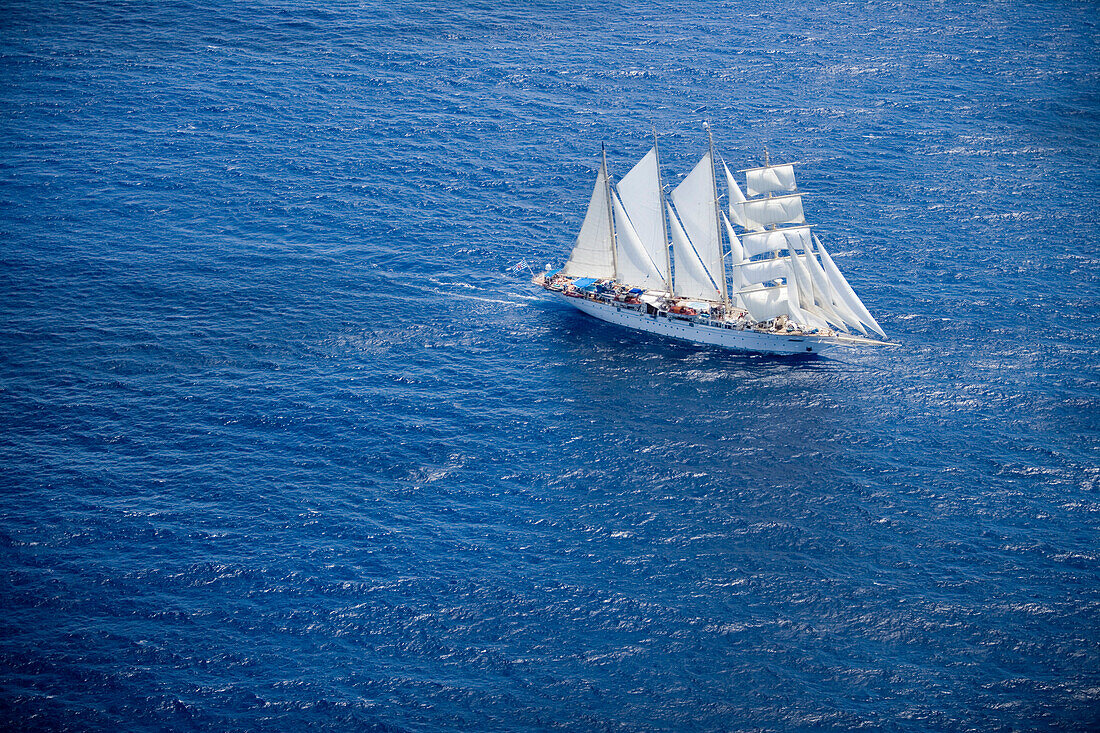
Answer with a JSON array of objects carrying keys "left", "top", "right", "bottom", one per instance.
[
  {"left": 742, "top": 194, "right": 805, "bottom": 231},
  {"left": 562, "top": 161, "right": 616, "bottom": 279},
  {"left": 616, "top": 148, "right": 669, "bottom": 288},
  {"left": 745, "top": 163, "right": 797, "bottom": 197},
  {"left": 612, "top": 191, "right": 665, "bottom": 290},
  {"left": 668, "top": 203, "right": 720, "bottom": 301},
  {"left": 670, "top": 153, "right": 724, "bottom": 297}
]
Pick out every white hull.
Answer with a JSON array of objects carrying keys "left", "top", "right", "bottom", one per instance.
[{"left": 558, "top": 293, "right": 842, "bottom": 355}]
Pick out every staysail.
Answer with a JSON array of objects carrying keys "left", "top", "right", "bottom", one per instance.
[
  {"left": 722, "top": 212, "right": 747, "bottom": 292},
  {"left": 667, "top": 203, "right": 720, "bottom": 301},
  {"left": 612, "top": 191, "right": 665, "bottom": 290},
  {"left": 734, "top": 234, "right": 882, "bottom": 334},
  {"left": 562, "top": 159, "right": 616, "bottom": 279},
  {"left": 815, "top": 235, "right": 885, "bottom": 337},
  {"left": 616, "top": 148, "right": 670, "bottom": 290},
  {"left": 723, "top": 162, "right": 757, "bottom": 231},
  {"left": 670, "top": 153, "right": 724, "bottom": 300}
]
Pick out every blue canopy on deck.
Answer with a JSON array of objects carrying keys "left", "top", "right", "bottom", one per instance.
[{"left": 571, "top": 277, "right": 597, "bottom": 289}]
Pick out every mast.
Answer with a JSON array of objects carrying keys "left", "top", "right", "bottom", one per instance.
[
  {"left": 653, "top": 129, "right": 673, "bottom": 294},
  {"left": 765, "top": 146, "right": 777, "bottom": 264},
  {"left": 602, "top": 143, "right": 619, "bottom": 281},
  {"left": 705, "top": 123, "right": 729, "bottom": 307}
]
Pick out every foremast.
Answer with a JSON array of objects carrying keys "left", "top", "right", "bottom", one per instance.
[
  {"left": 602, "top": 144, "right": 619, "bottom": 280},
  {"left": 731, "top": 153, "right": 885, "bottom": 337},
  {"left": 560, "top": 150, "right": 616, "bottom": 281}
]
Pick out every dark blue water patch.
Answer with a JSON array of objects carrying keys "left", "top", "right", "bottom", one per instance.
[{"left": 1, "top": 0, "right": 1099, "bottom": 730}]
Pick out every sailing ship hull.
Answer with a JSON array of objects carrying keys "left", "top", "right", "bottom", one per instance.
[{"left": 558, "top": 293, "right": 840, "bottom": 355}]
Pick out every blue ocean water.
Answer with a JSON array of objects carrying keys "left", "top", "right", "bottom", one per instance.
[{"left": 1, "top": 0, "right": 1098, "bottom": 729}]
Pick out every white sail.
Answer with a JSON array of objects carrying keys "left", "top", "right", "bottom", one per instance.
[
  {"left": 742, "top": 194, "right": 805, "bottom": 231},
  {"left": 723, "top": 162, "right": 757, "bottom": 231},
  {"left": 741, "top": 226, "right": 812, "bottom": 258},
  {"left": 612, "top": 191, "right": 665, "bottom": 290},
  {"left": 801, "top": 245, "right": 865, "bottom": 334},
  {"left": 725, "top": 163, "right": 747, "bottom": 205},
  {"left": 740, "top": 285, "right": 793, "bottom": 321},
  {"left": 668, "top": 203, "right": 720, "bottom": 301},
  {"left": 789, "top": 248, "right": 842, "bottom": 330},
  {"left": 736, "top": 261, "right": 814, "bottom": 325},
  {"left": 784, "top": 260, "right": 828, "bottom": 330},
  {"left": 670, "top": 153, "right": 724, "bottom": 294},
  {"left": 783, "top": 253, "right": 811, "bottom": 324},
  {"left": 745, "top": 163, "right": 797, "bottom": 197},
  {"left": 737, "top": 257, "right": 789, "bottom": 286},
  {"left": 722, "top": 213, "right": 745, "bottom": 264},
  {"left": 815, "top": 235, "right": 885, "bottom": 337},
  {"left": 562, "top": 161, "right": 616, "bottom": 279},
  {"left": 736, "top": 246, "right": 862, "bottom": 333},
  {"left": 721, "top": 214, "right": 748, "bottom": 292},
  {"left": 617, "top": 148, "right": 669, "bottom": 288}
]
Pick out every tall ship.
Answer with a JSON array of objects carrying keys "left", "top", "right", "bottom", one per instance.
[{"left": 533, "top": 129, "right": 887, "bottom": 356}]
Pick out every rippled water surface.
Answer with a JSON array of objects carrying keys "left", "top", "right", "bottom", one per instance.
[{"left": 1, "top": 1, "right": 1098, "bottom": 730}]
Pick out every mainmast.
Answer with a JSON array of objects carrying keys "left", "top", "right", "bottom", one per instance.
[
  {"left": 602, "top": 143, "right": 619, "bottom": 281},
  {"left": 705, "top": 123, "right": 730, "bottom": 308},
  {"left": 653, "top": 129, "right": 673, "bottom": 294}
]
